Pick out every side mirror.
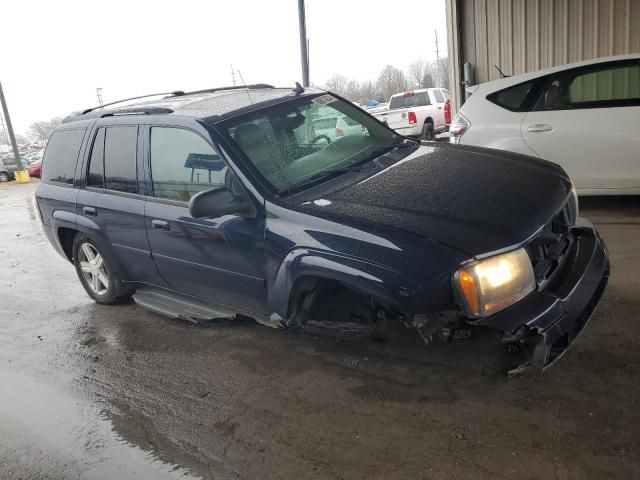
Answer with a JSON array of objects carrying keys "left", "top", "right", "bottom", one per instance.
[{"left": 188, "top": 186, "right": 256, "bottom": 219}]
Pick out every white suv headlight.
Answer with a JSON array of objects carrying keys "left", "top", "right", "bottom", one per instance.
[{"left": 454, "top": 248, "right": 536, "bottom": 318}]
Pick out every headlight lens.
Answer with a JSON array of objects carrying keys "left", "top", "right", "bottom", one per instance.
[
  {"left": 570, "top": 181, "right": 579, "bottom": 221},
  {"left": 455, "top": 248, "right": 536, "bottom": 317}
]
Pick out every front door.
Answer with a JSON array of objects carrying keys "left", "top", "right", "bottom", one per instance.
[
  {"left": 143, "top": 125, "right": 267, "bottom": 316},
  {"left": 521, "top": 60, "right": 640, "bottom": 192}
]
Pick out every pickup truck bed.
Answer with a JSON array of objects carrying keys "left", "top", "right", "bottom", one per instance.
[{"left": 373, "top": 87, "right": 450, "bottom": 140}]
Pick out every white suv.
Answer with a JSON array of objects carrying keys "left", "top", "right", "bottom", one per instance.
[{"left": 451, "top": 54, "right": 640, "bottom": 195}]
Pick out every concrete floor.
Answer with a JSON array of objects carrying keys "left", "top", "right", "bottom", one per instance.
[{"left": 0, "top": 181, "right": 638, "bottom": 479}]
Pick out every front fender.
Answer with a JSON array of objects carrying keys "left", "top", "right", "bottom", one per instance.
[{"left": 268, "top": 248, "right": 418, "bottom": 319}]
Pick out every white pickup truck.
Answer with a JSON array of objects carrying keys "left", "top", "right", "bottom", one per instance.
[{"left": 372, "top": 87, "right": 451, "bottom": 140}]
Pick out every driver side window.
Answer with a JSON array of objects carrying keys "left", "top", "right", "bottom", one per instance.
[{"left": 150, "top": 127, "right": 227, "bottom": 202}]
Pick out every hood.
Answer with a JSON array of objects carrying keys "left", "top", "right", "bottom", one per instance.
[{"left": 298, "top": 144, "right": 571, "bottom": 256}]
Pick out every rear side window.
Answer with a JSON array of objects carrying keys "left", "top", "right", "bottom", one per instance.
[
  {"left": 42, "top": 129, "right": 85, "bottom": 185},
  {"left": 487, "top": 81, "right": 535, "bottom": 111},
  {"left": 150, "top": 127, "right": 226, "bottom": 201},
  {"left": 389, "top": 92, "right": 430, "bottom": 109},
  {"left": 87, "top": 128, "right": 105, "bottom": 188},
  {"left": 433, "top": 89, "right": 445, "bottom": 103},
  {"left": 104, "top": 126, "right": 138, "bottom": 193},
  {"left": 537, "top": 62, "right": 640, "bottom": 110}
]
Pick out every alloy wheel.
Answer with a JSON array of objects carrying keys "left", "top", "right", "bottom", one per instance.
[{"left": 78, "top": 242, "right": 109, "bottom": 295}]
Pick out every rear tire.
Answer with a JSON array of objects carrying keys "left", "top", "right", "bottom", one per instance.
[
  {"left": 421, "top": 121, "right": 435, "bottom": 141},
  {"left": 0, "top": 172, "right": 9, "bottom": 182},
  {"left": 72, "top": 234, "right": 134, "bottom": 304}
]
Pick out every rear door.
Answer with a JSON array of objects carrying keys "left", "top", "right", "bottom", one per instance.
[
  {"left": 142, "top": 123, "right": 267, "bottom": 315},
  {"left": 76, "top": 120, "right": 165, "bottom": 285},
  {"left": 521, "top": 60, "right": 640, "bottom": 191}
]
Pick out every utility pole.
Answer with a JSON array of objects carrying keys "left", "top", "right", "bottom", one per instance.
[
  {"left": 0, "top": 81, "right": 23, "bottom": 170},
  {"left": 297, "top": 0, "right": 309, "bottom": 87},
  {"left": 230, "top": 65, "right": 236, "bottom": 86},
  {"left": 96, "top": 88, "right": 104, "bottom": 107},
  {"left": 435, "top": 30, "right": 442, "bottom": 85},
  {"left": 0, "top": 111, "right": 8, "bottom": 146}
]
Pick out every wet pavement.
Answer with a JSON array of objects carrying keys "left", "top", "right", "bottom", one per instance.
[{"left": 1, "top": 181, "right": 639, "bottom": 479}]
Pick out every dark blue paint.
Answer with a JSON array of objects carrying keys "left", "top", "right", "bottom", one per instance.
[{"left": 36, "top": 88, "right": 609, "bottom": 371}]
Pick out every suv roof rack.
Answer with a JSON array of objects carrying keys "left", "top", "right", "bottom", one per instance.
[
  {"left": 80, "top": 91, "right": 185, "bottom": 115},
  {"left": 99, "top": 107, "right": 174, "bottom": 118},
  {"left": 77, "top": 84, "right": 274, "bottom": 116},
  {"left": 183, "top": 84, "right": 275, "bottom": 95}
]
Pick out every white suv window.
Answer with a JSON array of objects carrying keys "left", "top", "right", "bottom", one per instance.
[{"left": 537, "top": 61, "right": 640, "bottom": 110}]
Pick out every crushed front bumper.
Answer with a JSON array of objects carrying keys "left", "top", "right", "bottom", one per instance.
[{"left": 471, "top": 218, "right": 609, "bottom": 370}]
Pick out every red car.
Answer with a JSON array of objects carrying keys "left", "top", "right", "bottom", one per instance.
[{"left": 27, "top": 160, "right": 42, "bottom": 178}]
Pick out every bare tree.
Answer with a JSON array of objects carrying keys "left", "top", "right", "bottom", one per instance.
[
  {"left": 28, "top": 117, "right": 62, "bottom": 145},
  {"left": 320, "top": 58, "right": 446, "bottom": 105},
  {"left": 14, "top": 134, "right": 29, "bottom": 145},
  {"left": 408, "top": 60, "right": 426, "bottom": 88},
  {"left": 344, "top": 80, "right": 361, "bottom": 102},
  {"left": 376, "top": 65, "right": 409, "bottom": 101},
  {"left": 428, "top": 57, "right": 450, "bottom": 90},
  {"left": 358, "top": 80, "right": 380, "bottom": 103},
  {"left": 324, "top": 75, "right": 349, "bottom": 97}
]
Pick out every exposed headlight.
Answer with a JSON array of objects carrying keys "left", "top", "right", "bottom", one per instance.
[
  {"left": 454, "top": 248, "right": 536, "bottom": 318},
  {"left": 570, "top": 180, "right": 579, "bottom": 221}
]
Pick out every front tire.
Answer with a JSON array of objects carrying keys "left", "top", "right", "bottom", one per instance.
[
  {"left": 73, "top": 234, "right": 133, "bottom": 304},
  {"left": 0, "top": 172, "right": 9, "bottom": 182},
  {"left": 421, "top": 121, "right": 435, "bottom": 141}
]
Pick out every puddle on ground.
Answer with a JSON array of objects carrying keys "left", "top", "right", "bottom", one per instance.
[{"left": 0, "top": 368, "right": 203, "bottom": 480}]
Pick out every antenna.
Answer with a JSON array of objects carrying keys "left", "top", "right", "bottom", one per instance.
[
  {"left": 96, "top": 88, "right": 104, "bottom": 107},
  {"left": 237, "top": 70, "right": 255, "bottom": 105},
  {"left": 494, "top": 65, "right": 509, "bottom": 78},
  {"left": 230, "top": 64, "right": 236, "bottom": 86}
]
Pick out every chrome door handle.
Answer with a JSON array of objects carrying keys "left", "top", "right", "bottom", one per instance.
[
  {"left": 152, "top": 219, "right": 170, "bottom": 231},
  {"left": 527, "top": 124, "right": 553, "bottom": 133},
  {"left": 83, "top": 206, "right": 96, "bottom": 216}
]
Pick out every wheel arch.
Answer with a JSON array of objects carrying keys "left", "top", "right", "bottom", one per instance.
[
  {"left": 57, "top": 227, "right": 77, "bottom": 262},
  {"left": 268, "top": 248, "right": 416, "bottom": 322}
]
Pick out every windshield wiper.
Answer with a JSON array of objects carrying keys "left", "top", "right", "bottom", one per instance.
[
  {"left": 277, "top": 139, "right": 419, "bottom": 196},
  {"left": 276, "top": 166, "right": 370, "bottom": 196},
  {"left": 367, "top": 138, "right": 419, "bottom": 160},
  {"left": 303, "top": 165, "right": 370, "bottom": 183}
]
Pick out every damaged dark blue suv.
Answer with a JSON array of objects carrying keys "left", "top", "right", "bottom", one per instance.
[{"left": 36, "top": 84, "right": 609, "bottom": 372}]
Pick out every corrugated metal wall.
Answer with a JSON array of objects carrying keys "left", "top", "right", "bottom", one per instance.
[{"left": 459, "top": 0, "right": 640, "bottom": 85}]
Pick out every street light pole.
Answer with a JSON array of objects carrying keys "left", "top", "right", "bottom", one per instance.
[
  {"left": 0, "top": 81, "right": 23, "bottom": 171},
  {"left": 297, "top": 0, "right": 310, "bottom": 87}
]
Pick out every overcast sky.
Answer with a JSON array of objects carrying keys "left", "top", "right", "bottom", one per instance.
[{"left": 1, "top": 0, "right": 447, "bottom": 135}]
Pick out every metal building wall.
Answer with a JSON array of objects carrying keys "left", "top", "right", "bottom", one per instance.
[{"left": 447, "top": 0, "right": 640, "bottom": 109}]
